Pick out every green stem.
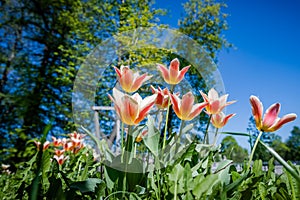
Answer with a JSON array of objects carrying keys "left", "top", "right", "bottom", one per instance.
[
  {"left": 162, "top": 85, "right": 175, "bottom": 150},
  {"left": 177, "top": 120, "right": 185, "bottom": 144},
  {"left": 247, "top": 131, "right": 263, "bottom": 171},
  {"left": 121, "top": 122, "right": 124, "bottom": 162},
  {"left": 204, "top": 114, "right": 212, "bottom": 144},
  {"left": 213, "top": 128, "right": 219, "bottom": 146}
]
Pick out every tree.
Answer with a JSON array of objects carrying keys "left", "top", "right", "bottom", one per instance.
[
  {"left": 220, "top": 136, "right": 248, "bottom": 163},
  {"left": 270, "top": 135, "right": 290, "bottom": 160},
  {"left": 0, "top": 0, "right": 231, "bottom": 165},
  {"left": 285, "top": 126, "right": 300, "bottom": 161}
]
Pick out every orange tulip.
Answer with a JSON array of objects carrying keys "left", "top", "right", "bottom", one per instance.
[
  {"left": 211, "top": 112, "right": 236, "bottom": 128},
  {"left": 108, "top": 88, "right": 157, "bottom": 125},
  {"left": 114, "top": 65, "right": 152, "bottom": 93},
  {"left": 170, "top": 91, "right": 208, "bottom": 121},
  {"left": 250, "top": 95, "right": 297, "bottom": 132},
  {"left": 200, "top": 88, "right": 236, "bottom": 115},
  {"left": 157, "top": 58, "right": 190, "bottom": 85}
]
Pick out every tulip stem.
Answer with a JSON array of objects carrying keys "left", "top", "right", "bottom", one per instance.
[
  {"left": 204, "top": 114, "right": 212, "bottom": 144},
  {"left": 212, "top": 128, "right": 219, "bottom": 146},
  {"left": 247, "top": 131, "right": 263, "bottom": 171},
  {"left": 177, "top": 120, "right": 185, "bottom": 144},
  {"left": 162, "top": 85, "right": 174, "bottom": 150}
]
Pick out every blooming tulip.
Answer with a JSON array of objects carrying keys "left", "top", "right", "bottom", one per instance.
[
  {"left": 108, "top": 88, "right": 157, "bottom": 125},
  {"left": 200, "top": 88, "right": 236, "bottom": 115},
  {"left": 53, "top": 155, "right": 69, "bottom": 165},
  {"left": 157, "top": 58, "right": 190, "bottom": 85},
  {"left": 114, "top": 65, "right": 152, "bottom": 93},
  {"left": 170, "top": 91, "right": 208, "bottom": 121},
  {"left": 34, "top": 141, "right": 50, "bottom": 151},
  {"left": 250, "top": 95, "right": 297, "bottom": 132},
  {"left": 150, "top": 85, "right": 171, "bottom": 109},
  {"left": 211, "top": 112, "right": 236, "bottom": 128}
]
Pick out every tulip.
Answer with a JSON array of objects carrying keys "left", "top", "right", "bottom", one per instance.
[
  {"left": 53, "top": 155, "right": 69, "bottom": 165},
  {"left": 170, "top": 91, "right": 208, "bottom": 121},
  {"left": 250, "top": 95, "right": 297, "bottom": 132},
  {"left": 211, "top": 112, "right": 236, "bottom": 128},
  {"left": 34, "top": 141, "right": 50, "bottom": 151},
  {"left": 157, "top": 58, "right": 190, "bottom": 85},
  {"left": 150, "top": 85, "right": 171, "bottom": 109},
  {"left": 114, "top": 65, "right": 152, "bottom": 93},
  {"left": 108, "top": 88, "right": 157, "bottom": 125},
  {"left": 135, "top": 129, "right": 148, "bottom": 143},
  {"left": 200, "top": 88, "right": 236, "bottom": 115}
]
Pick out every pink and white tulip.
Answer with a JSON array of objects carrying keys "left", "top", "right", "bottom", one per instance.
[
  {"left": 108, "top": 88, "right": 157, "bottom": 125},
  {"left": 250, "top": 95, "right": 297, "bottom": 132},
  {"left": 114, "top": 65, "right": 152, "bottom": 93},
  {"left": 157, "top": 58, "right": 190, "bottom": 85},
  {"left": 200, "top": 88, "right": 236, "bottom": 115},
  {"left": 150, "top": 85, "right": 171, "bottom": 109},
  {"left": 170, "top": 91, "right": 208, "bottom": 121},
  {"left": 211, "top": 112, "right": 236, "bottom": 128}
]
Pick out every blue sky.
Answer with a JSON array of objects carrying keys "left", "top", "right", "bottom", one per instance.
[{"left": 155, "top": 0, "right": 300, "bottom": 149}]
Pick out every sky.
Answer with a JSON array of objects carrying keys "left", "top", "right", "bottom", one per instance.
[{"left": 154, "top": 0, "right": 300, "bottom": 149}]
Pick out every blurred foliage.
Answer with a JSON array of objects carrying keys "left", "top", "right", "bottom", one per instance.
[{"left": 220, "top": 136, "right": 248, "bottom": 163}]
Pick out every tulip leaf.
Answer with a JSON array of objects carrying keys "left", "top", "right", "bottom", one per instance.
[
  {"left": 144, "top": 116, "right": 160, "bottom": 157},
  {"left": 192, "top": 173, "right": 219, "bottom": 198},
  {"left": 70, "top": 178, "right": 104, "bottom": 193}
]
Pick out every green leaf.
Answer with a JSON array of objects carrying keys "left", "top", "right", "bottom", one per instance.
[
  {"left": 192, "top": 174, "right": 219, "bottom": 198},
  {"left": 70, "top": 178, "right": 104, "bottom": 193},
  {"left": 220, "top": 131, "right": 251, "bottom": 137},
  {"left": 258, "top": 182, "right": 267, "bottom": 200},
  {"left": 144, "top": 116, "right": 160, "bottom": 157}
]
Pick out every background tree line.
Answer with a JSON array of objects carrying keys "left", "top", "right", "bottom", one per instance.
[{"left": 221, "top": 117, "right": 300, "bottom": 163}]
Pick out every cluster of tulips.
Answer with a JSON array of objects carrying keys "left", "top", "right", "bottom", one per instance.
[
  {"left": 109, "top": 58, "right": 297, "bottom": 147},
  {"left": 34, "top": 131, "right": 89, "bottom": 165}
]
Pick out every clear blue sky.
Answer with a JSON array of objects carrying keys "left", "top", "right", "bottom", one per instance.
[{"left": 155, "top": 0, "right": 300, "bottom": 149}]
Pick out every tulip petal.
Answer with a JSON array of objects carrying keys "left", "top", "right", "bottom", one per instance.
[
  {"left": 208, "top": 88, "right": 219, "bottom": 100},
  {"left": 169, "top": 58, "right": 180, "bottom": 83},
  {"left": 263, "top": 103, "right": 280, "bottom": 128},
  {"left": 187, "top": 102, "right": 208, "bottom": 121},
  {"left": 114, "top": 66, "right": 122, "bottom": 78},
  {"left": 121, "top": 95, "right": 139, "bottom": 125},
  {"left": 177, "top": 65, "right": 190, "bottom": 83},
  {"left": 269, "top": 113, "right": 297, "bottom": 132},
  {"left": 135, "top": 94, "right": 157, "bottom": 124},
  {"left": 200, "top": 90, "right": 209, "bottom": 102},
  {"left": 120, "top": 67, "right": 134, "bottom": 92},
  {"left": 209, "top": 100, "right": 221, "bottom": 114},
  {"left": 131, "top": 74, "right": 152, "bottom": 92},
  {"left": 250, "top": 95, "right": 263, "bottom": 128},
  {"left": 170, "top": 93, "right": 181, "bottom": 118},
  {"left": 180, "top": 92, "right": 195, "bottom": 119},
  {"left": 157, "top": 64, "right": 170, "bottom": 83}
]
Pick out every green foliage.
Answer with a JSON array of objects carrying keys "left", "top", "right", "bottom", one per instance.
[{"left": 220, "top": 136, "right": 248, "bottom": 163}]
